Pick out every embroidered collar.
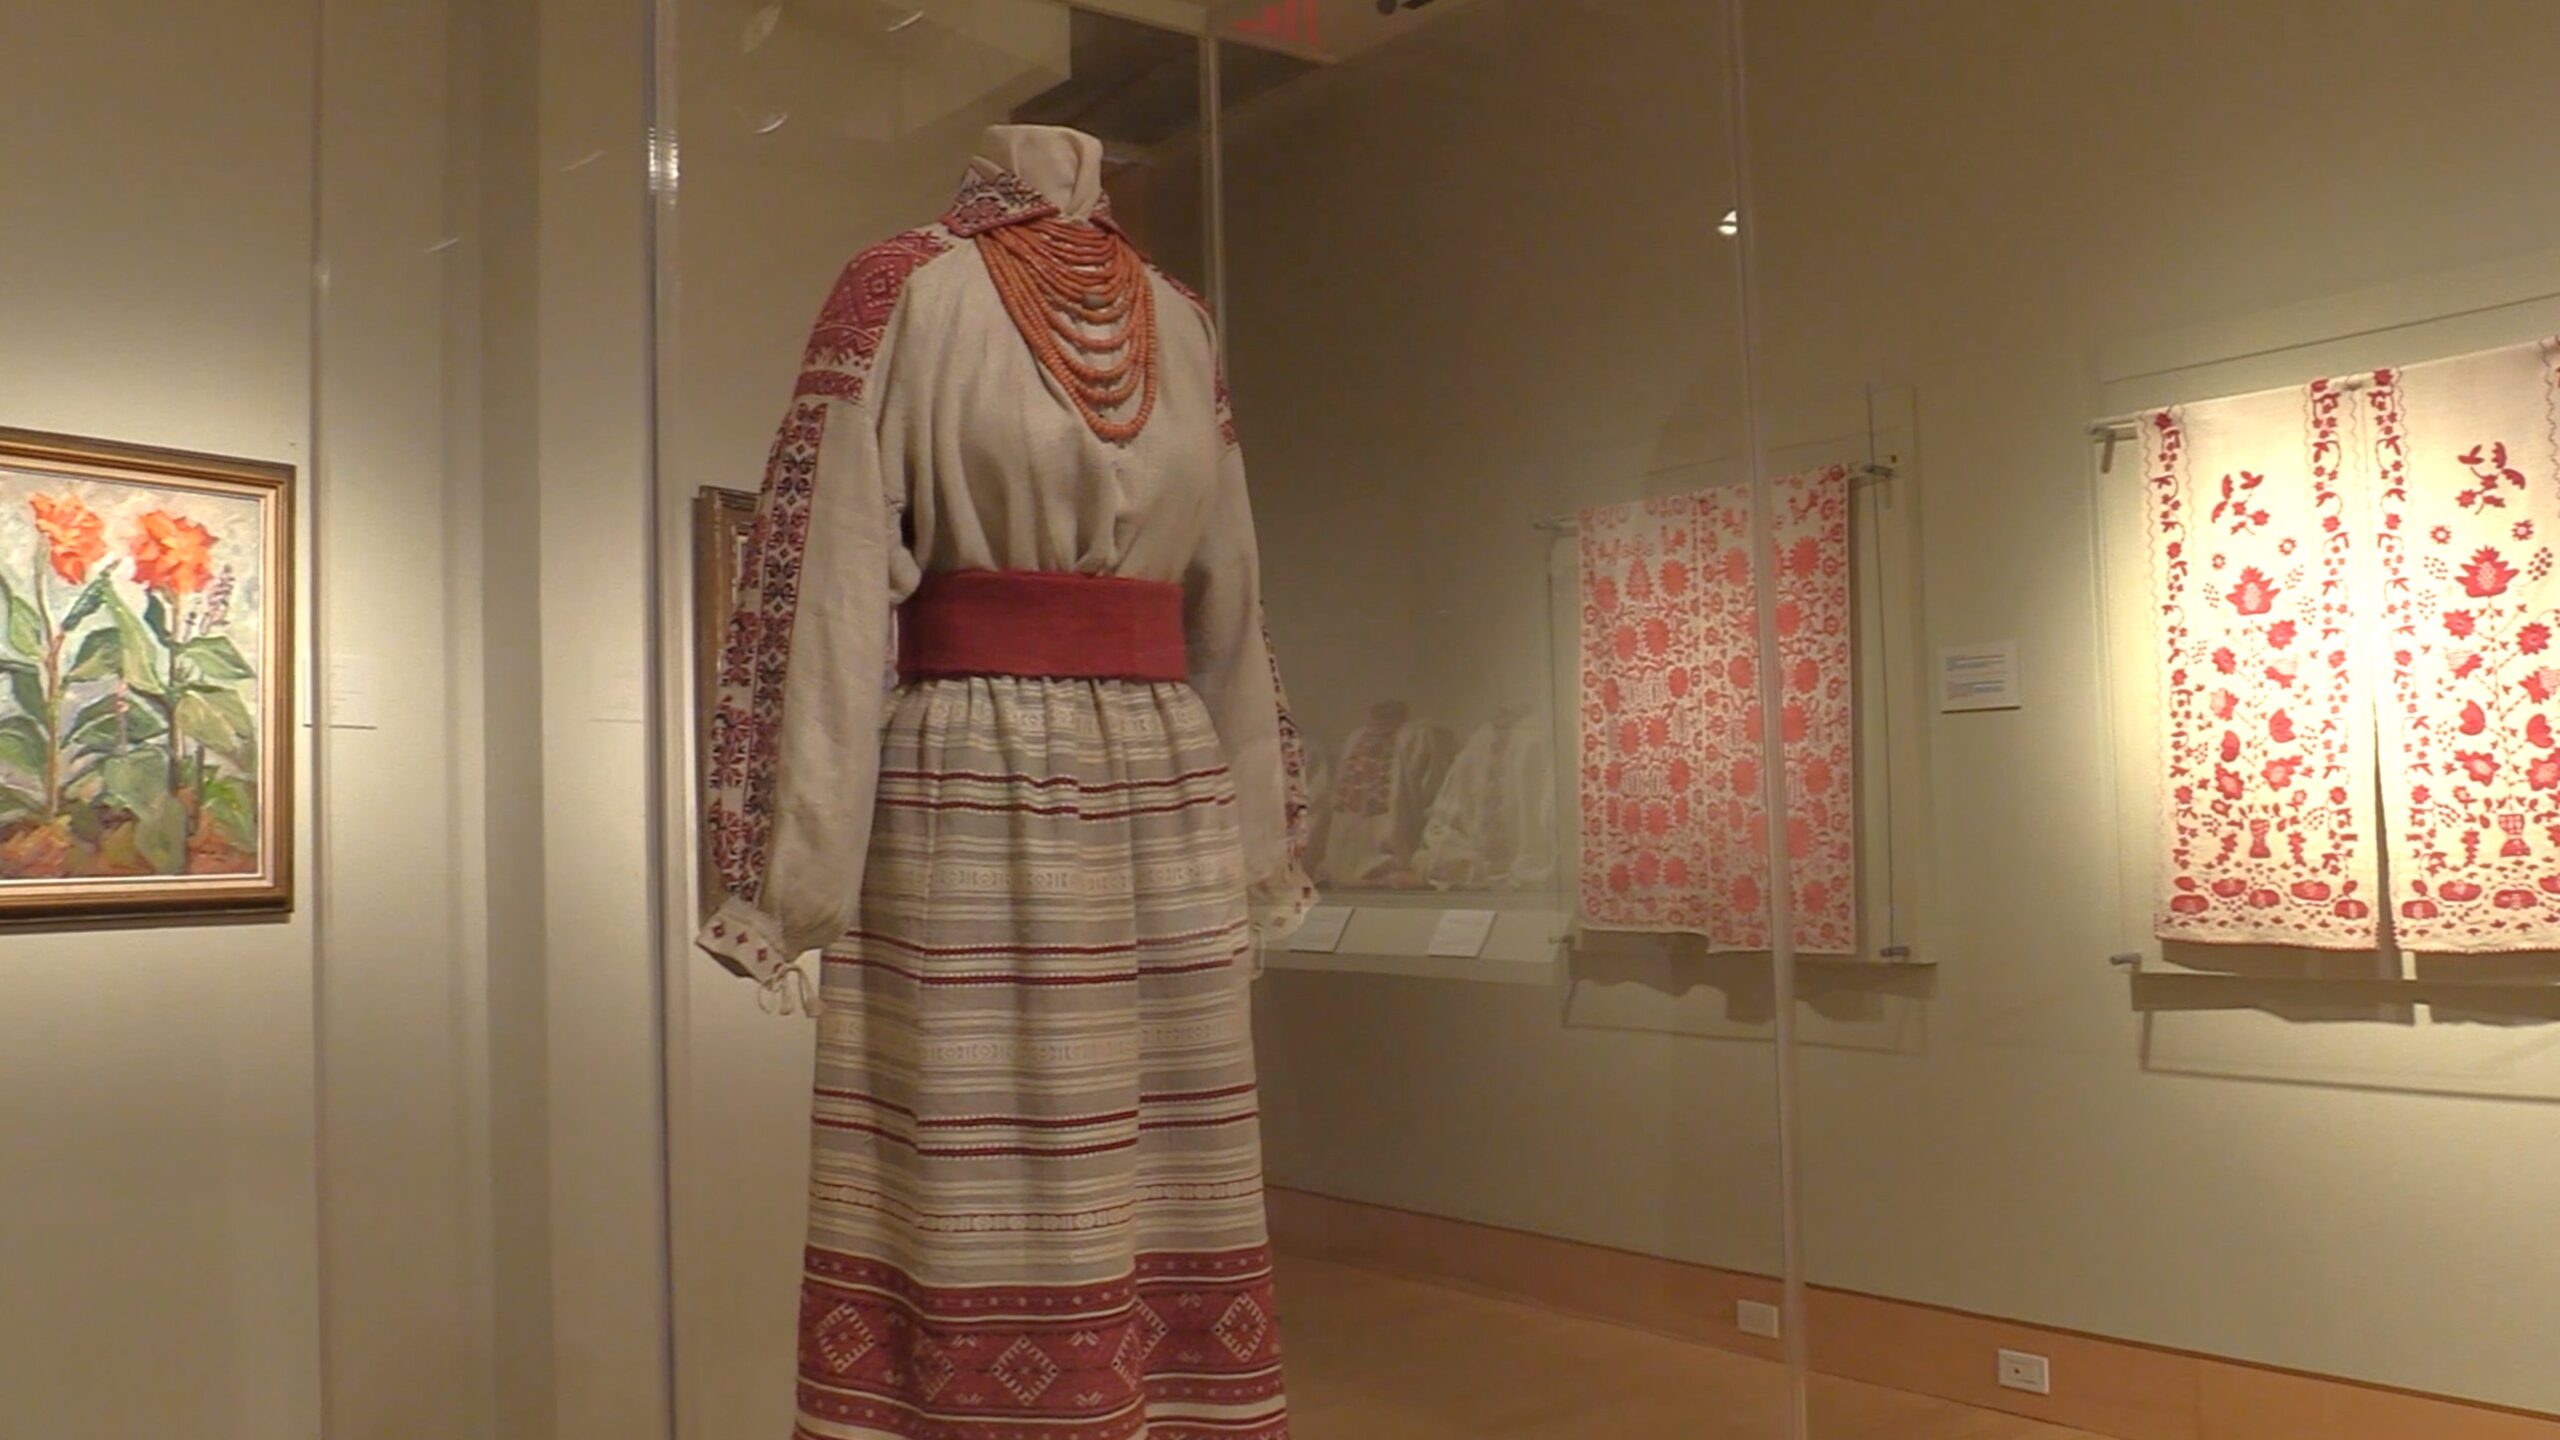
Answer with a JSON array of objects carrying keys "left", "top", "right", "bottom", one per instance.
[{"left": 942, "top": 167, "right": 1118, "bottom": 238}]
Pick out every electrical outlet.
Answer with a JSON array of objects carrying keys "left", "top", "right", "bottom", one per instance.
[
  {"left": 1735, "top": 1300, "right": 1781, "bottom": 1339},
  {"left": 1997, "top": 1348, "right": 2052, "bottom": 1396}
]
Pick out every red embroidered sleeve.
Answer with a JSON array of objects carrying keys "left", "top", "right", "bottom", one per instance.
[{"left": 698, "top": 227, "right": 950, "bottom": 984}]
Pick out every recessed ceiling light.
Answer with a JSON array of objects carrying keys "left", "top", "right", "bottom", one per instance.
[{"left": 1718, "top": 208, "right": 1740, "bottom": 238}]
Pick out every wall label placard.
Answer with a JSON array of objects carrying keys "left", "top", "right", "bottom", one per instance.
[
  {"left": 1427, "top": 908, "right": 1498, "bottom": 958},
  {"left": 1286, "top": 905, "right": 1354, "bottom": 953},
  {"left": 1938, "top": 641, "right": 2021, "bottom": 712},
  {"left": 327, "top": 654, "right": 381, "bottom": 730}
]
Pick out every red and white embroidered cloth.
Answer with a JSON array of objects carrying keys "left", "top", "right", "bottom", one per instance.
[
  {"left": 2145, "top": 382, "right": 2381, "bottom": 947},
  {"left": 1576, "top": 467, "right": 1856, "bottom": 952},
  {"left": 2145, "top": 336, "right": 2560, "bottom": 954},
  {"left": 2374, "top": 341, "right": 2560, "bottom": 950}
]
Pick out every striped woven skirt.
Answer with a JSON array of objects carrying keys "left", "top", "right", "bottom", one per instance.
[{"left": 792, "top": 675, "right": 1288, "bottom": 1440}]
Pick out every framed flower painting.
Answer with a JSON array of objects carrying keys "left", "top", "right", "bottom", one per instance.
[{"left": 0, "top": 427, "right": 294, "bottom": 921}]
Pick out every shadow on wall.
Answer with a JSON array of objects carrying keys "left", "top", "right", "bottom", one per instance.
[
  {"left": 2133, "top": 943, "right": 2560, "bottom": 1027},
  {"left": 1565, "top": 928, "right": 1934, "bottom": 1034}
]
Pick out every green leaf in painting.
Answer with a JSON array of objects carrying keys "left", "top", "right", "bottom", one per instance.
[
  {"left": 102, "top": 590, "right": 167, "bottom": 691},
  {"left": 203, "top": 775, "right": 257, "bottom": 847},
  {"left": 143, "top": 590, "right": 177, "bottom": 648},
  {"left": 176, "top": 636, "right": 255, "bottom": 682},
  {"left": 100, "top": 750, "right": 168, "bottom": 816},
  {"left": 65, "top": 694, "right": 167, "bottom": 753},
  {"left": 0, "top": 715, "right": 46, "bottom": 775},
  {"left": 132, "top": 791, "right": 187, "bottom": 874},
  {"left": 6, "top": 664, "right": 40, "bottom": 720},
  {"left": 0, "top": 573, "right": 29, "bottom": 658},
  {"left": 63, "top": 626, "right": 123, "bottom": 683},
  {"left": 59, "top": 751, "right": 105, "bottom": 796},
  {"left": 5, "top": 597, "right": 37, "bottom": 659},
  {"left": 176, "top": 688, "right": 256, "bottom": 762},
  {"left": 58, "top": 574, "right": 113, "bottom": 632},
  {"left": 0, "top": 783, "right": 40, "bottom": 820}
]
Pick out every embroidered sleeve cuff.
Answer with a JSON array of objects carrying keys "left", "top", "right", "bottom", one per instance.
[
  {"left": 697, "top": 897, "right": 796, "bottom": 984},
  {"left": 1249, "top": 861, "right": 1319, "bottom": 946}
]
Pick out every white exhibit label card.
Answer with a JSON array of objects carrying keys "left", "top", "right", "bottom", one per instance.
[
  {"left": 1938, "top": 641, "right": 2021, "bottom": 712},
  {"left": 327, "top": 655, "right": 381, "bottom": 730},
  {"left": 1427, "top": 908, "right": 1499, "bottom": 959},
  {"left": 1286, "top": 905, "right": 1355, "bottom": 954}
]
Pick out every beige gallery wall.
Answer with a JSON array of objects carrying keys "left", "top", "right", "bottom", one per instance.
[
  {"left": 0, "top": 6, "right": 326, "bottom": 1436},
  {"left": 1234, "top": 0, "right": 2560, "bottom": 1418},
  {"left": 1746, "top": 0, "right": 2560, "bottom": 1415},
  {"left": 2, "top": 1, "right": 683, "bottom": 1436}
]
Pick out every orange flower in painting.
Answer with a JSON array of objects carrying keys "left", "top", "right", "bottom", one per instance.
[
  {"left": 29, "top": 494, "right": 106, "bottom": 585},
  {"left": 129, "top": 510, "right": 217, "bottom": 595}
]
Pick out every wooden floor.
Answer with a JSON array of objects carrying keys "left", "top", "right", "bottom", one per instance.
[{"left": 1279, "top": 1256, "right": 2107, "bottom": 1440}]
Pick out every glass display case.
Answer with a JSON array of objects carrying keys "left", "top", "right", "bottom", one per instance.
[{"left": 7, "top": 3, "right": 2558, "bottom": 1439}]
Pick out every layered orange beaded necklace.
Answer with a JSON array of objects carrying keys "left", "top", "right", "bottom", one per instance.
[{"left": 977, "top": 216, "right": 1159, "bottom": 446}]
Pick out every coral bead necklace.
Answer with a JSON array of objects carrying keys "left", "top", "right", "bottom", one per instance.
[{"left": 977, "top": 217, "right": 1160, "bottom": 445}]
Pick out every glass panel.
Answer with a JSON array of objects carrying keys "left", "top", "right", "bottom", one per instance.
[
  {"left": 1221, "top": 2, "right": 1797, "bottom": 1435},
  {"left": 657, "top": 2, "right": 1796, "bottom": 1438},
  {"left": 655, "top": 6, "right": 1233, "bottom": 1436},
  {"left": 1736, "top": 5, "right": 2560, "bottom": 1435}
]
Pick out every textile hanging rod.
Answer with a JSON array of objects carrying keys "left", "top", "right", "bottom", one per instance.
[
  {"left": 2091, "top": 372, "right": 2390, "bottom": 441},
  {"left": 1531, "top": 461, "right": 1897, "bottom": 533}
]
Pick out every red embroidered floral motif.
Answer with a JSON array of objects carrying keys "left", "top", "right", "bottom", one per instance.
[
  {"left": 1580, "top": 495, "right": 1711, "bottom": 931},
  {"left": 1766, "top": 468, "right": 1855, "bottom": 953},
  {"left": 1578, "top": 469, "right": 1856, "bottom": 952},
  {"left": 1331, "top": 723, "right": 1399, "bottom": 819},
  {"left": 2148, "top": 385, "right": 2379, "bottom": 947},
  {"left": 2377, "top": 339, "right": 2560, "bottom": 951}
]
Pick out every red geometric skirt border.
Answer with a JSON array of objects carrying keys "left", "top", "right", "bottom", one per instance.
[{"left": 795, "top": 1245, "right": 1288, "bottom": 1440}]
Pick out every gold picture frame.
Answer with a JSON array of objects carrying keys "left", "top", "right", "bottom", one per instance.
[
  {"left": 694, "top": 485, "right": 757, "bottom": 916},
  {"left": 0, "top": 427, "right": 295, "bottom": 921}
]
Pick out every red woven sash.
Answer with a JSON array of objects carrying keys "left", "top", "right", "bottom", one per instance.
[{"left": 898, "top": 570, "right": 1188, "bottom": 683}]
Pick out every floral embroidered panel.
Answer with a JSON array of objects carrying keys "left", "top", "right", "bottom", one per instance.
[
  {"left": 2373, "top": 340, "right": 2560, "bottom": 951},
  {"left": 1579, "top": 494, "right": 1714, "bottom": 933},
  {"left": 1577, "top": 468, "right": 1856, "bottom": 953},
  {"left": 2143, "top": 336, "right": 2560, "bottom": 954},
  {"left": 2145, "top": 382, "right": 2381, "bottom": 947},
  {"left": 1771, "top": 467, "right": 1857, "bottom": 954}
]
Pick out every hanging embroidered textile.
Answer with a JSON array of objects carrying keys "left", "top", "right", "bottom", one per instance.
[
  {"left": 1771, "top": 467, "right": 1857, "bottom": 954},
  {"left": 2373, "top": 339, "right": 2560, "bottom": 951},
  {"left": 2143, "top": 335, "right": 2560, "bottom": 954},
  {"left": 2144, "top": 381, "right": 2381, "bottom": 947},
  {"left": 1576, "top": 466, "right": 1856, "bottom": 952},
  {"left": 1579, "top": 494, "right": 1714, "bottom": 932}
]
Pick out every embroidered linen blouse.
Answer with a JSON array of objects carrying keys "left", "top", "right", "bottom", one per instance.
[{"left": 697, "top": 125, "right": 1304, "bottom": 985}]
